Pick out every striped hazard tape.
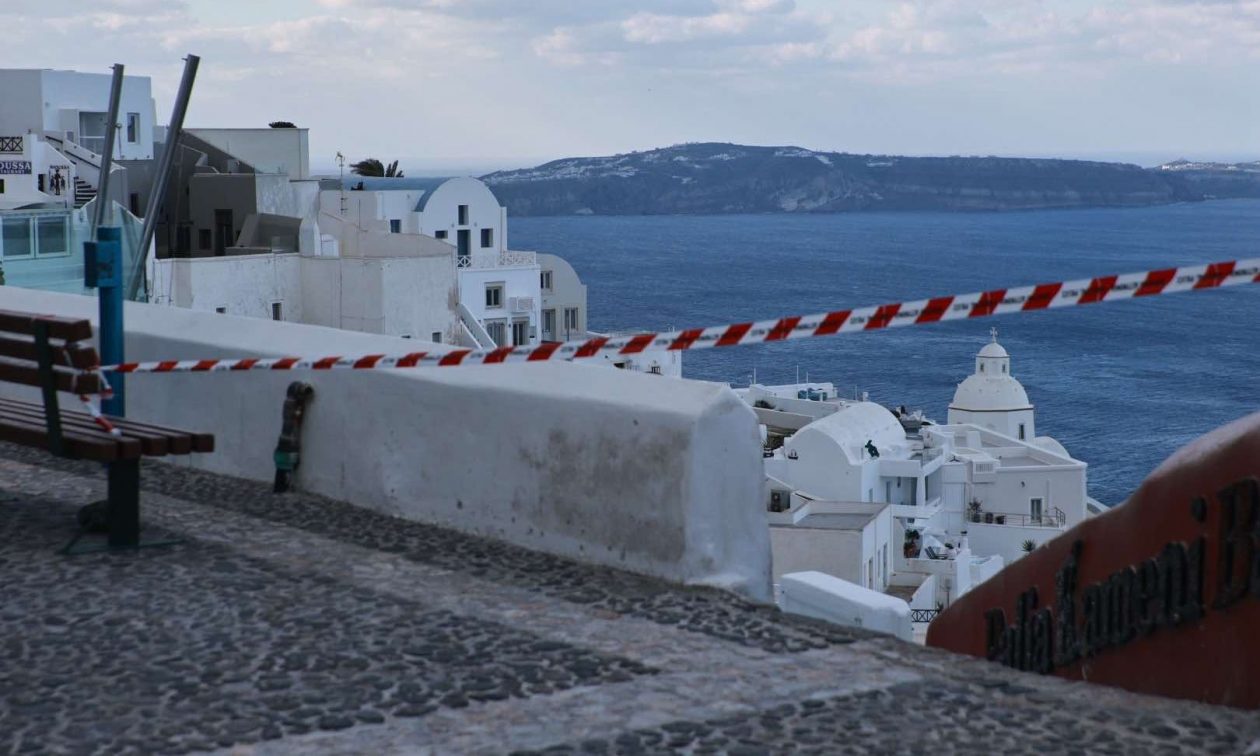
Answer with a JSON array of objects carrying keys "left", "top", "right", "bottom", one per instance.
[{"left": 103, "top": 257, "right": 1260, "bottom": 375}]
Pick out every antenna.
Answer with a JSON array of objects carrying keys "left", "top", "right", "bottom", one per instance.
[{"left": 336, "top": 151, "right": 346, "bottom": 214}]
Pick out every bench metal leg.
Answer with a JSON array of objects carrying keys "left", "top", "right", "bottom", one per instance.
[
  {"left": 107, "top": 459, "right": 141, "bottom": 549},
  {"left": 61, "top": 459, "right": 182, "bottom": 555}
]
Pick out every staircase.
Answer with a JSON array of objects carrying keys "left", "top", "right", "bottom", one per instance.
[{"left": 73, "top": 177, "right": 97, "bottom": 209}]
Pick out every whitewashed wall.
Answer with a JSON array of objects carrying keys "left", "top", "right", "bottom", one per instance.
[
  {"left": 0, "top": 287, "right": 772, "bottom": 600},
  {"left": 40, "top": 70, "right": 156, "bottom": 160}
]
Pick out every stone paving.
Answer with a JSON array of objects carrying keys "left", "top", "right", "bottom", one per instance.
[{"left": 1, "top": 441, "right": 1258, "bottom": 755}]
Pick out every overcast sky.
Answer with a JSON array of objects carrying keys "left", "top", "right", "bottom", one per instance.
[{"left": 5, "top": 0, "right": 1259, "bottom": 172}]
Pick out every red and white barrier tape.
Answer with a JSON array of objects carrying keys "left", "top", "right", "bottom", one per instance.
[{"left": 102, "top": 257, "right": 1260, "bottom": 375}]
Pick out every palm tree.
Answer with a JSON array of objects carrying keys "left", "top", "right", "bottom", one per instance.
[{"left": 350, "top": 158, "right": 404, "bottom": 178}]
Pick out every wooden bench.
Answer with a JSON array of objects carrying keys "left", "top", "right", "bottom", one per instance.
[{"left": 0, "top": 308, "right": 214, "bottom": 550}]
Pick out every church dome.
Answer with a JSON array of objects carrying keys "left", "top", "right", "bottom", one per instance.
[
  {"left": 949, "top": 330, "right": 1033, "bottom": 413},
  {"left": 977, "top": 341, "right": 1008, "bottom": 359}
]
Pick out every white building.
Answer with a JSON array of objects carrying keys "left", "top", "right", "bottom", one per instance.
[
  {"left": 0, "top": 69, "right": 156, "bottom": 292},
  {"left": 947, "top": 328, "right": 1036, "bottom": 441},
  {"left": 746, "top": 334, "right": 1100, "bottom": 622},
  {"left": 0, "top": 68, "right": 156, "bottom": 162}
]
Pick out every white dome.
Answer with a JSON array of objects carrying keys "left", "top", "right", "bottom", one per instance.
[
  {"left": 978, "top": 341, "right": 1009, "bottom": 359},
  {"left": 786, "top": 402, "right": 906, "bottom": 464},
  {"left": 950, "top": 373, "right": 1032, "bottom": 412},
  {"left": 950, "top": 332, "right": 1033, "bottom": 412}
]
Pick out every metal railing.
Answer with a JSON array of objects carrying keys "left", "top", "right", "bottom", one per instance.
[
  {"left": 968, "top": 506, "right": 1065, "bottom": 528},
  {"left": 456, "top": 250, "right": 538, "bottom": 269},
  {"left": 910, "top": 609, "right": 940, "bottom": 623},
  {"left": 0, "top": 136, "right": 21, "bottom": 153}
]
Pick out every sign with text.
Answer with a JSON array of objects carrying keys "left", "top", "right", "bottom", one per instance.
[
  {"left": 0, "top": 161, "right": 32, "bottom": 175},
  {"left": 927, "top": 411, "right": 1260, "bottom": 708}
]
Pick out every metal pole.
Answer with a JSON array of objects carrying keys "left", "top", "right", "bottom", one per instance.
[
  {"left": 91, "top": 63, "right": 125, "bottom": 235},
  {"left": 129, "top": 53, "right": 199, "bottom": 302},
  {"left": 86, "top": 226, "right": 126, "bottom": 416}
]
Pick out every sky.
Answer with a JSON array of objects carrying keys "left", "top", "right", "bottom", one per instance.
[{"left": 4, "top": 0, "right": 1260, "bottom": 173}]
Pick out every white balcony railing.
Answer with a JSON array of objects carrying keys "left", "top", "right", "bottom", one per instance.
[{"left": 456, "top": 250, "right": 537, "bottom": 270}]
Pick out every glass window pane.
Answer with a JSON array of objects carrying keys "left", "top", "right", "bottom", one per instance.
[
  {"left": 37, "top": 216, "right": 68, "bottom": 256},
  {"left": 2, "top": 217, "right": 32, "bottom": 257}
]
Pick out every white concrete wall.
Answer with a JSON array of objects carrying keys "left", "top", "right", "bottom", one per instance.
[
  {"left": 975, "top": 464, "right": 1086, "bottom": 524},
  {"left": 153, "top": 253, "right": 302, "bottom": 321},
  {"left": 39, "top": 70, "right": 155, "bottom": 160},
  {"left": 0, "top": 70, "right": 44, "bottom": 138},
  {"left": 457, "top": 265, "right": 541, "bottom": 347},
  {"left": 779, "top": 571, "right": 911, "bottom": 641},
  {"left": 538, "top": 253, "right": 586, "bottom": 340},
  {"left": 187, "top": 129, "right": 310, "bottom": 179},
  {"left": 966, "top": 521, "right": 1063, "bottom": 564},
  {"left": 770, "top": 526, "right": 863, "bottom": 584},
  {"left": 0, "top": 286, "right": 772, "bottom": 601},
  {"left": 417, "top": 177, "right": 504, "bottom": 252}
]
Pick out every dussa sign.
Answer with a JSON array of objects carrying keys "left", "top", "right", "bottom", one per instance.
[
  {"left": 0, "top": 161, "right": 32, "bottom": 175},
  {"left": 928, "top": 412, "right": 1260, "bottom": 708}
]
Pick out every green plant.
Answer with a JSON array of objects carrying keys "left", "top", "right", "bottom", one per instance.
[
  {"left": 269, "top": 120, "right": 297, "bottom": 128},
  {"left": 1021, "top": 539, "right": 1036, "bottom": 553},
  {"left": 350, "top": 158, "right": 404, "bottom": 178}
]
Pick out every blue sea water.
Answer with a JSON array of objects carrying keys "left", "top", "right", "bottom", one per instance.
[{"left": 510, "top": 199, "right": 1260, "bottom": 507}]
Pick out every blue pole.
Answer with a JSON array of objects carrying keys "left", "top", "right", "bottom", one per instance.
[{"left": 85, "top": 226, "right": 125, "bottom": 417}]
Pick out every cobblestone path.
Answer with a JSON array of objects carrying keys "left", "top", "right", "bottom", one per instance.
[{"left": 1, "top": 442, "right": 1257, "bottom": 755}]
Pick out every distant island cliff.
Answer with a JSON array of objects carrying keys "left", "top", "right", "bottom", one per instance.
[{"left": 481, "top": 143, "right": 1260, "bottom": 217}]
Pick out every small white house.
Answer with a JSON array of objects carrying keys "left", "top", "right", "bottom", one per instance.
[{"left": 748, "top": 333, "right": 1098, "bottom": 615}]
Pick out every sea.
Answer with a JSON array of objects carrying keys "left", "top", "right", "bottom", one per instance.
[{"left": 510, "top": 199, "right": 1260, "bottom": 507}]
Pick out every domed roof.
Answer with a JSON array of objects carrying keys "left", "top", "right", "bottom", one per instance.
[
  {"left": 950, "top": 374, "right": 1032, "bottom": 412},
  {"left": 949, "top": 330, "right": 1033, "bottom": 412},
  {"left": 786, "top": 402, "right": 907, "bottom": 464},
  {"left": 978, "top": 341, "right": 1009, "bottom": 359}
]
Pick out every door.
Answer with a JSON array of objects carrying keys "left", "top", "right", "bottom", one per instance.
[
  {"left": 542, "top": 309, "right": 556, "bottom": 341},
  {"left": 213, "top": 209, "right": 234, "bottom": 256},
  {"left": 457, "top": 229, "right": 471, "bottom": 259},
  {"left": 511, "top": 319, "right": 529, "bottom": 347},
  {"left": 1030, "top": 497, "right": 1044, "bottom": 523}
]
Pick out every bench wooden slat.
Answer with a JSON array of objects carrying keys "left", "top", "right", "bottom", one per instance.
[
  {"left": 0, "top": 334, "right": 99, "bottom": 370},
  {"left": 0, "top": 356, "right": 102, "bottom": 394},
  {"left": 0, "top": 398, "right": 173, "bottom": 455},
  {"left": 0, "top": 309, "right": 93, "bottom": 342},
  {"left": 0, "top": 413, "right": 142, "bottom": 462},
  {"left": 0, "top": 397, "right": 213, "bottom": 455}
]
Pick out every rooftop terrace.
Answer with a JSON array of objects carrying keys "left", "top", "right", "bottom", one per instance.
[{"left": 1, "top": 441, "right": 1255, "bottom": 754}]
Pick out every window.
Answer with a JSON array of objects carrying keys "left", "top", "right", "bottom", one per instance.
[
  {"left": 0, "top": 179, "right": 5, "bottom": 193},
  {"left": 1030, "top": 497, "right": 1044, "bottom": 522},
  {"left": 126, "top": 113, "right": 139, "bottom": 143},
  {"left": 457, "top": 205, "right": 469, "bottom": 225},
  {"left": 129, "top": 192, "right": 141, "bottom": 216},
  {"left": 485, "top": 284, "right": 503, "bottom": 308},
  {"left": 1018, "top": 423, "right": 1026, "bottom": 440},
  {"left": 480, "top": 228, "right": 493, "bottom": 248},
  {"left": 867, "top": 558, "right": 874, "bottom": 589},
  {"left": 542, "top": 309, "right": 556, "bottom": 339},
  {"left": 486, "top": 320, "right": 507, "bottom": 346},
  {"left": 215, "top": 306, "right": 227, "bottom": 314},
  {"left": 36, "top": 216, "right": 68, "bottom": 256},
  {"left": 563, "top": 307, "right": 579, "bottom": 333},
  {"left": 199, "top": 229, "right": 212, "bottom": 250},
  {"left": 431, "top": 331, "right": 441, "bottom": 344},
  {"left": 1, "top": 217, "right": 32, "bottom": 258},
  {"left": 540, "top": 270, "right": 553, "bottom": 291},
  {"left": 271, "top": 302, "right": 283, "bottom": 321},
  {"left": 434, "top": 230, "right": 448, "bottom": 240},
  {"left": 885, "top": 481, "right": 892, "bottom": 503},
  {"left": 390, "top": 219, "right": 401, "bottom": 234},
  {"left": 511, "top": 319, "right": 529, "bottom": 346}
]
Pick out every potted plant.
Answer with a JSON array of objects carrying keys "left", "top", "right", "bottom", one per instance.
[
  {"left": 967, "top": 500, "right": 982, "bottom": 523},
  {"left": 995, "top": 514, "right": 1006, "bottom": 525},
  {"left": 903, "top": 529, "right": 921, "bottom": 559},
  {"left": 1021, "top": 539, "right": 1036, "bottom": 553}
]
